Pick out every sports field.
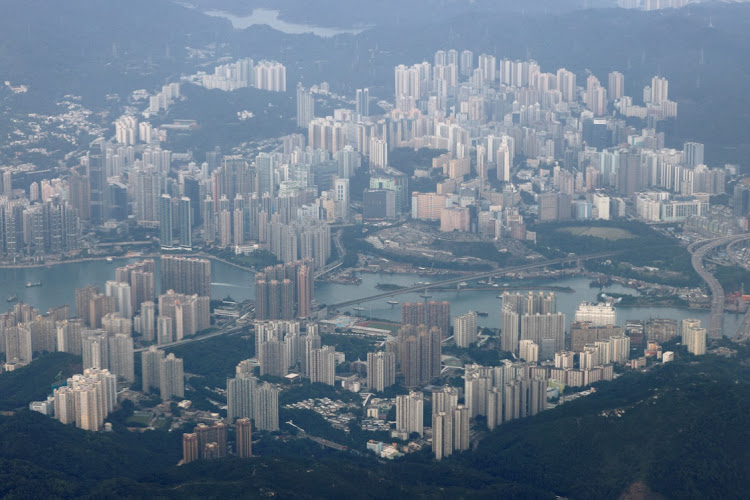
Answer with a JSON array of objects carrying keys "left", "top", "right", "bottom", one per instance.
[{"left": 557, "top": 226, "right": 636, "bottom": 241}]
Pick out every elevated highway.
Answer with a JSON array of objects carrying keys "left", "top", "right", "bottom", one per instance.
[{"left": 689, "top": 234, "right": 750, "bottom": 338}]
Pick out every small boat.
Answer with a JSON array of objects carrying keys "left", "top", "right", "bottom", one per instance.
[
  {"left": 459, "top": 282, "right": 468, "bottom": 287},
  {"left": 353, "top": 306, "right": 365, "bottom": 311},
  {"left": 476, "top": 311, "right": 489, "bottom": 317},
  {"left": 7, "top": 295, "right": 18, "bottom": 303},
  {"left": 105, "top": 257, "right": 114, "bottom": 263},
  {"left": 386, "top": 300, "right": 399, "bottom": 305},
  {"left": 26, "top": 282, "right": 42, "bottom": 288},
  {"left": 420, "top": 294, "right": 432, "bottom": 299}
]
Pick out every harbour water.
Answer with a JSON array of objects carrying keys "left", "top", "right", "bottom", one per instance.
[
  {"left": 0, "top": 258, "right": 254, "bottom": 313},
  {"left": 0, "top": 260, "right": 742, "bottom": 337},
  {"left": 204, "top": 8, "right": 369, "bottom": 37}
]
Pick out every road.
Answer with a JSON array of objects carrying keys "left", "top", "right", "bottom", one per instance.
[
  {"left": 133, "top": 324, "right": 250, "bottom": 353},
  {"left": 316, "top": 229, "right": 345, "bottom": 279},
  {"left": 328, "top": 252, "right": 615, "bottom": 309},
  {"left": 726, "top": 238, "right": 750, "bottom": 271},
  {"left": 736, "top": 306, "right": 750, "bottom": 342},
  {"left": 285, "top": 420, "right": 349, "bottom": 451},
  {"left": 689, "top": 234, "right": 750, "bottom": 339}
]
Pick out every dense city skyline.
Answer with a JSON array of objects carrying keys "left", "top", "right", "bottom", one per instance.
[{"left": 1, "top": 1, "right": 750, "bottom": 498}]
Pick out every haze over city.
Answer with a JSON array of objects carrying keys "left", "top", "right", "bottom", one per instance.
[{"left": 1, "top": 0, "right": 750, "bottom": 498}]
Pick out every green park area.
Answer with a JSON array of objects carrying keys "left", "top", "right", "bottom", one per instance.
[{"left": 534, "top": 220, "right": 698, "bottom": 286}]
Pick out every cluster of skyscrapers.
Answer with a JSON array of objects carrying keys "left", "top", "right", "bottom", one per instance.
[
  {"left": 1, "top": 302, "right": 68, "bottom": 367},
  {"left": 201, "top": 153, "right": 337, "bottom": 255},
  {"left": 501, "top": 291, "right": 564, "bottom": 358},
  {"left": 197, "top": 58, "right": 286, "bottom": 92},
  {"left": 53, "top": 368, "right": 117, "bottom": 431},
  {"left": 0, "top": 194, "right": 81, "bottom": 259},
  {"left": 225, "top": 358, "right": 282, "bottom": 440},
  {"left": 254, "top": 321, "right": 337, "bottom": 387},
  {"left": 464, "top": 363, "right": 547, "bottom": 431},
  {"left": 395, "top": 324, "right": 443, "bottom": 388},
  {"left": 182, "top": 422, "right": 228, "bottom": 463},
  {"left": 431, "top": 386, "right": 470, "bottom": 460},
  {"left": 141, "top": 346, "right": 185, "bottom": 401},
  {"left": 254, "top": 260, "right": 314, "bottom": 320},
  {"left": 401, "top": 301, "right": 451, "bottom": 338}
]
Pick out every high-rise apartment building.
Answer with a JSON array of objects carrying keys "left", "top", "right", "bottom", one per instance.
[
  {"left": 105, "top": 280, "right": 132, "bottom": 319},
  {"left": 178, "top": 197, "right": 192, "bottom": 249},
  {"left": 367, "top": 351, "right": 396, "bottom": 392},
  {"left": 142, "top": 346, "right": 164, "bottom": 393},
  {"left": 683, "top": 142, "right": 705, "bottom": 167},
  {"left": 574, "top": 302, "right": 616, "bottom": 326},
  {"left": 355, "top": 88, "right": 370, "bottom": 117},
  {"left": 646, "top": 318, "right": 679, "bottom": 343},
  {"left": 108, "top": 333, "right": 134, "bottom": 382},
  {"left": 87, "top": 139, "right": 108, "bottom": 225},
  {"left": 75, "top": 285, "right": 100, "bottom": 326},
  {"left": 432, "top": 386, "right": 459, "bottom": 460},
  {"left": 160, "top": 255, "right": 211, "bottom": 297},
  {"left": 570, "top": 322, "right": 624, "bottom": 351},
  {"left": 137, "top": 301, "right": 156, "bottom": 342},
  {"left": 401, "top": 301, "right": 450, "bottom": 338},
  {"left": 4, "top": 325, "right": 32, "bottom": 364},
  {"left": 82, "top": 331, "right": 109, "bottom": 371},
  {"left": 254, "top": 60, "right": 286, "bottom": 92},
  {"left": 253, "top": 382, "right": 280, "bottom": 432},
  {"left": 453, "top": 311, "right": 478, "bottom": 348},
  {"left": 309, "top": 345, "right": 336, "bottom": 386},
  {"left": 160, "top": 353, "right": 184, "bottom": 401},
  {"left": 235, "top": 418, "right": 253, "bottom": 458},
  {"left": 397, "top": 325, "right": 442, "bottom": 387},
  {"left": 519, "top": 339, "right": 539, "bottom": 362},
  {"left": 396, "top": 391, "right": 424, "bottom": 437},
  {"left": 227, "top": 373, "right": 258, "bottom": 421},
  {"left": 681, "top": 318, "right": 706, "bottom": 355},
  {"left": 259, "top": 339, "right": 285, "bottom": 377},
  {"left": 56, "top": 319, "right": 84, "bottom": 356},
  {"left": 608, "top": 71, "right": 624, "bottom": 100},
  {"left": 255, "top": 260, "right": 314, "bottom": 320},
  {"left": 459, "top": 50, "right": 474, "bottom": 77},
  {"left": 194, "top": 422, "right": 228, "bottom": 459},
  {"left": 296, "top": 84, "right": 315, "bottom": 128},
  {"left": 501, "top": 304, "right": 520, "bottom": 354},
  {"left": 651, "top": 76, "right": 669, "bottom": 105},
  {"left": 53, "top": 368, "right": 117, "bottom": 431},
  {"left": 182, "top": 433, "right": 199, "bottom": 464},
  {"left": 115, "top": 259, "right": 156, "bottom": 313},
  {"left": 159, "top": 193, "right": 173, "bottom": 248},
  {"left": 88, "top": 293, "right": 115, "bottom": 329},
  {"left": 501, "top": 291, "right": 560, "bottom": 356},
  {"left": 157, "top": 290, "right": 210, "bottom": 341}
]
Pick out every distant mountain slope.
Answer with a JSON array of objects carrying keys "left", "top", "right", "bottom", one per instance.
[
  {"left": 0, "top": 0, "right": 225, "bottom": 105},
  {"left": 1, "top": 1, "right": 749, "bottom": 163}
]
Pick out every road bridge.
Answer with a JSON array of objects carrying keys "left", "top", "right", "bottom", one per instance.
[
  {"left": 689, "top": 234, "right": 750, "bottom": 338},
  {"left": 327, "top": 252, "right": 615, "bottom": 309}
]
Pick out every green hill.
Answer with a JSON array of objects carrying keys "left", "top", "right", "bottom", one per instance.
[
  {"left": 2, "top": 347, "right": 750, "bottom": 497},
  {"left": 0, "top": 352, "right": 81, "bottom": 410}
]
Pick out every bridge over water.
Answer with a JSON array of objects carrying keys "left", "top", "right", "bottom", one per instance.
[{"left": 327, "top": 252, "right": 616, "bottom": 309}]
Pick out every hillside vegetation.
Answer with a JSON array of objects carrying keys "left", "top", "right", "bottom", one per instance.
[{"left": 2, "top": 346, "right": 750, "bottom": 497}]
